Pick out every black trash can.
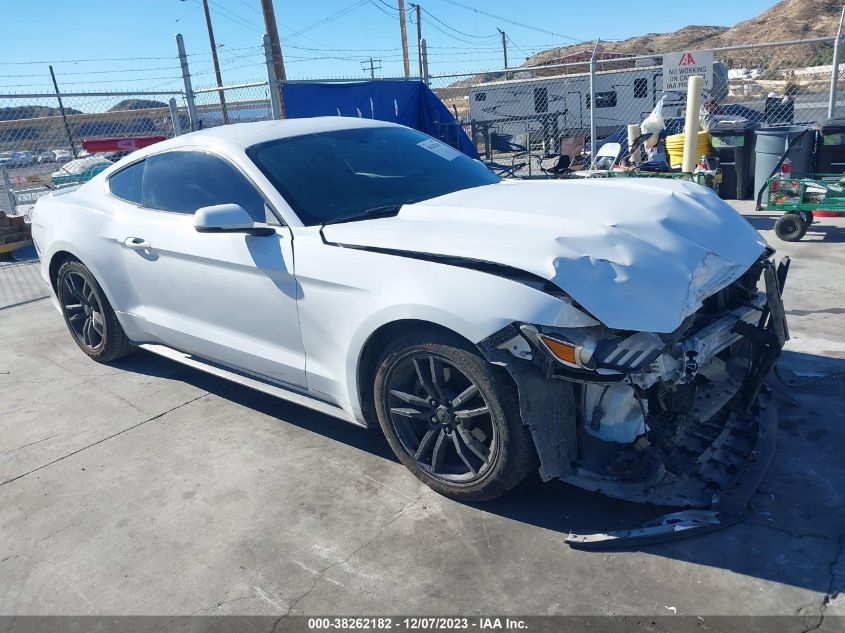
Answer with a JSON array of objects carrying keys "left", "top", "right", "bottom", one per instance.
[
  {"left": 709, "top": 120, "right": 758, "bottom": 200},
  {"left": 765, "top": 96, "right": 795, "bottom": 126},
  {"left": 815, "top": 116, "right": 845, "bottom": 174}
]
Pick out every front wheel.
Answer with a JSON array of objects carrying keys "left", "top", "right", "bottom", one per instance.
[
  {"left": 56, "top": 260, "right": 134, "bottom": 363},
  {"left": 374, "top": 331, "right": 537, "bottom": 501}
]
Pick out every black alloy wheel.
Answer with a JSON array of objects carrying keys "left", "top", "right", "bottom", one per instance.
[
  {"left": 61, "top": 270, "right": 106, "bottom": 351},
  {"left": 374, "top": 331, "right": 537, "bottom": 501},
  {"left": 386, "top": 352, "right": 497, "bottom": 482},
  {"left": 56, "top": 260, "right": 134, "bottom": 362}
]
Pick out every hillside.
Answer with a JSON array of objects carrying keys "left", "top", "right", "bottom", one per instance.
[
  {"left": 108, "top": 99, "right": 168, "bottom": 112},
  {"left": 0, "top": 105, "right": 83, "bottom": 122},
  {"left": 523, "top": 0, "right": 840, "bottom": 68},
  {"left": 444, "top": 0, "right": 841, "bottom": 92}
]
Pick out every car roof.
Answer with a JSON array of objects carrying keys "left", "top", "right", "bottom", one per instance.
[
  {"left": 155, "top": 116, "right": 394, "bottom": 151},
  {"left": 100, "top": 116, "right": 399, "bottom": 176}
]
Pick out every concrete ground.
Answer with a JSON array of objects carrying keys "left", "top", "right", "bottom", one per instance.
[{"left": 0, "top": 206, "right": 843, "bottom": 622}]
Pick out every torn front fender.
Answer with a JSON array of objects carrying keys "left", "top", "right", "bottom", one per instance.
[
  {"left": 479, "top": 324, "right": 578, "bottom": 480},
  {"left": 477, "top": 256, "right": 788, "bottom": 548}
]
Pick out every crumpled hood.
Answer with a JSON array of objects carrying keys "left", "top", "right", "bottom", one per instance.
[{"left": 322, "top": 178, "right": 767, "bottom": 333}]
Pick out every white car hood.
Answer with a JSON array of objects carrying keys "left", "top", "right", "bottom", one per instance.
[{"left": 322, "top": 178, "right": 767, "bottom": 333}]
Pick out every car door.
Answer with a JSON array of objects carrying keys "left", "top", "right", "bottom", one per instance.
[{"left": 110, "top": 149, "right": 307, "bottom": 388}]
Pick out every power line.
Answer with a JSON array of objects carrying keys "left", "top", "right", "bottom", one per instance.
[
  {"left": 439, "top": 0, "right": 583, "bottom": 42},
  {"left": 0, "top": 66, "right": 181, "bottom": 78},
  {"left": 417, "top": 5, "right": 497, "bottom": 40},
  {"left": 506, "top": 34, "right": 533, "bottom": 61},
  {"left": 233, "top": 0, "right": 262, "bottom": 13},
  {"left": 88, "top": 3, "right": 202, "bottom": 60},
  {"left": 206, "top": 0, "right": 264, "bottom": 33},
  {"left": 0, "top": 54, "right": 200, "bottom": 66},
  {"left": 417, "top": 16, "right": 496, "bottom": 46},
  {"left": 286, "top": 0, "right": 368, "bottom": 38},
  {"left": 370, "top": 0, "right": 398, "bottom": 11},
  {"left": 367, "top": 0, "right": 397, "bottom": 20}
]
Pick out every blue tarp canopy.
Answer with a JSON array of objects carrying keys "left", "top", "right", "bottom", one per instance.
[{"left": 282, "top": 80, "right": 477, "bottom": 158}]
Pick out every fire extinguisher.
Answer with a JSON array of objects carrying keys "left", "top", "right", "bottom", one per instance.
[{"left": 780, "top": 157, "right": 792, "bottom": 178}]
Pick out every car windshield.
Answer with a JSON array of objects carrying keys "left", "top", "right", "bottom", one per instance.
[{"left": 246, "top": 126, "right": 499, "bottom": 226}]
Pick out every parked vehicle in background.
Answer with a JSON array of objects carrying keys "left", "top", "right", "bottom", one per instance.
[
  {"left": 32, "top": 118, "right": 788, "bottom": 511},
  {"left": 37, "top": 150, "right": 58, "bottom": 163},
  {"left": 51, "top": 149, "right": 73, "bottom": 162},
  {"left": 0, "top": 151, "right": 37, "bottom": 168},
  {"left": 50, "top": 156, "right": 112, "bottom": 185}
]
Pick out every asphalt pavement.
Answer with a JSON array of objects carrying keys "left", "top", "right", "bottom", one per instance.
[{"left": 0, "top": 207, "right": 842, "bottom": 624}]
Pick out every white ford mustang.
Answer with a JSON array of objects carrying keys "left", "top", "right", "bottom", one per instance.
[{"left": 32, "top": 117, "right": 789, "bottom": 509}]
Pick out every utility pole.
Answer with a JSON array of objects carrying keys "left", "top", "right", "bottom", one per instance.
[
  {"left": 260, "top": 0, "right": 287, "bottom": 117},
  {"left": 49, "top": 66, "right": 77, "bottom": 158},
  {"left": 414, "top": 3, "right": 423, "bottom": 77},
  {"left": 176, "top": 33, "right": 199, "bottom": 131},
  {"left": 420, "top": 38, "right": 429, "bottom": 86},
  {"left": 201, "top": 0, "right": 228, "bottom": 124},
  {"left": 497, "top": 28, "right": 508, "bottom": 69},
  {"left": 829, "top": 5, "right": 845, "bottom": 117},
  {"left": 361, "top": 58, "right": 382, "bottom": 78},
  {"left": 398, "top": 0, "right": 411, "bottom": 78}
]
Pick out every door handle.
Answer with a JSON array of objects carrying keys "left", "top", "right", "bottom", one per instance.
[{"left": 123, "top": 237, "right": 151, "bottom": 249}]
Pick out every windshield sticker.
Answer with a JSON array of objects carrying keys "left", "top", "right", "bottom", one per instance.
[{"left": 417, "top": 138, "right": 462, "bottom": 161}]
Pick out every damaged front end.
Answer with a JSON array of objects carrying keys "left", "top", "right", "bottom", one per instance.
[{"left": 478, "top": 251, "right": 790, "bottom": 547}]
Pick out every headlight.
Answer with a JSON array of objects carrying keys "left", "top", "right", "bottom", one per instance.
[
  {"left": 523, "top": 324, "right": 665, "bottom": 374},
  {"left": 537, "top": 334, "right": 595, "bottom": 369}
]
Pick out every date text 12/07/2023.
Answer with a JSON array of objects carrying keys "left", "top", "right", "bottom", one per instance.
[{"left": 306, "top": 617, "right": 528, "bottom": 630}]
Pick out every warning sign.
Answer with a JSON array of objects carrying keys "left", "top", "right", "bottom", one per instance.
[{"left": 662, "top": 49, "right": 714, "bottom": 92}]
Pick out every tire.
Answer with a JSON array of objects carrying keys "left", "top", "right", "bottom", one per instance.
[
  {"left": 373, "top": 330, "right": 537, "bottom": 502},
  {"left": 56, "top": 260, "right": 134, "bottom": 363},
  {"left": 774, "top": 213, "right": 807, "bottom": 242}
]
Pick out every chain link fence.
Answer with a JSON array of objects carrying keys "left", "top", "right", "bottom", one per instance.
[
  {"left": 0, "top": 91, "right": 187, "bottom": 217},
  {"left": 191, "top": 80, "right": 274, "bottom": 129},
  {"left": 428, "top": 37, "right": 843, "bottom": 176},
  {"left": 2, "top": 32, "right": 845, "bottom": 225}
]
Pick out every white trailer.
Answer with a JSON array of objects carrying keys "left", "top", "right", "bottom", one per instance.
[{"left": 468, "top": 63, "right": 728, "bottom": 146}]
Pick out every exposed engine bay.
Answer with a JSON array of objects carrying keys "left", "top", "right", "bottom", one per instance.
[{"left": 479, "top": 251, "right": 789, "bottom": 547}]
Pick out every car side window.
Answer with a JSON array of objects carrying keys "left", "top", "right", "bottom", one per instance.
[
  {"left": 108, "top": 160, "right": 145, "bottom": 204},
  {"left": 141, "top": 150, "right": 266, "bottom": 221}
]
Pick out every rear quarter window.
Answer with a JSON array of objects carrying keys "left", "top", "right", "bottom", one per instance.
[{"left": 108, "top": 160, "right": 145, "bottom": 204}]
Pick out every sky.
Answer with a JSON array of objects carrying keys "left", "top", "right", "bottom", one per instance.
[{"left": 0, "top": 0, "right": 780, "bottom": 94}]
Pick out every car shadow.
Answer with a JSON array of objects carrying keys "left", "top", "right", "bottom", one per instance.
[
  {"left": 108, "top": 350, "right": 399, "bottom": 462},
  {"left": 746, "top": 212, "right": 845, "bottom": 243},
  {"left": 109, "top": 348, "right": 845, "bottom": 594}
]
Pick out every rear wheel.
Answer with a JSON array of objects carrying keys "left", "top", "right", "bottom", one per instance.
[
  {"left": 56, "top": 260, "right": 134, "bottom": 363},
  {"left": 774, "top": 213, "right": 807, "bottom": 242},
  {"left": 374, "top": 331, "right": 537, "bottom": 501}
]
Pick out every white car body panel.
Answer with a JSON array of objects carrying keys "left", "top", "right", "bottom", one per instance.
[
  {"left": 31, "top": 116, "right": 768, "bottom": 428},
  {"left": 322, "top": 178, "right": 767, "bottom": 334},
  {"left": 290, "top": 228, "right": 597, "bottom": 418},
  {"left": 113, "top": 210, "right": 305, "bottom": 387}
]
